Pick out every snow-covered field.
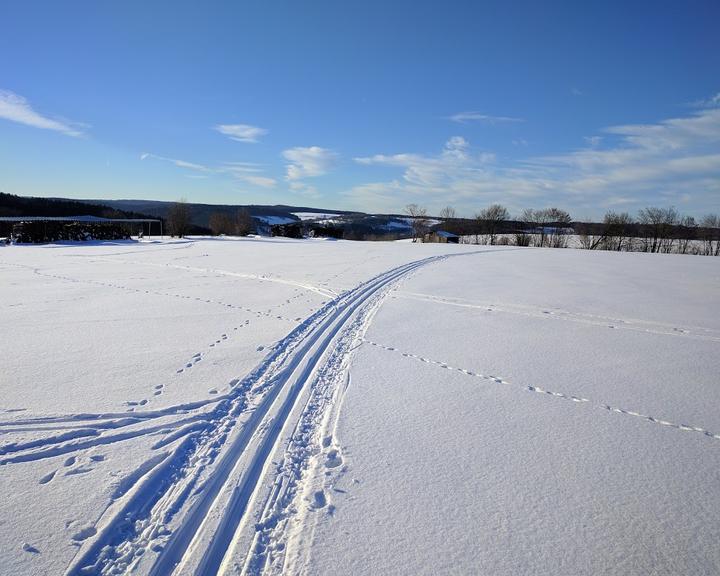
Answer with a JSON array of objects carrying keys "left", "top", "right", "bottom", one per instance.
[{"left": 1, "top": 237, "right": 719, "bottom": 575}]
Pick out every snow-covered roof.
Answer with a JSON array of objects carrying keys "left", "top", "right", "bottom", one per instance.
[
  {"left": 0, "top": 215, "right": 160, "bottom": 223},
  {"left": 433, "top": 230, "right": 459, "bottom": 238}
]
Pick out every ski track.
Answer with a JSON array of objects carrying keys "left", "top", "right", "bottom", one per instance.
[
  {"left": 142, "top": 255, "right": 445, "bottom": 576},
  {"left": 394, "top": 291, "right": 720, "bottom": 342},
  {"left": 0, "top": 252, "right": 457, "bottom": 575},
  {"left": 362, "top": 339, "right": 720, "bottom": 442}
]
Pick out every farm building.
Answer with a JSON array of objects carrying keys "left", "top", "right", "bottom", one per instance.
[
  {"left": 0, "top": 216, "right": 162, "bottom": 243},
  {"left": 423, "top": 230, "right": 460, "bottom": 244}
]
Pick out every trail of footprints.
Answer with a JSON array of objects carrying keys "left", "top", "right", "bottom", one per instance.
[
  {"left": 38, "top": 452, "right": 107, "bottom": 485},
  {"left": 24, "top": 266, "right": 301, "bottom": 324},
  {"left": 363, "top": 338, "right": 720, "bottom": 442},
  {"left": 394, "top": 291, "right": 720, "bottom": 343},
  {"left": 176, "top": 320, "right": 250, "bottom": 375}
]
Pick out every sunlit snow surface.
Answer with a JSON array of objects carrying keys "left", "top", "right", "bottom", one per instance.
[{"left": 1, "top": 237, "right": 718, "bottom": 575}]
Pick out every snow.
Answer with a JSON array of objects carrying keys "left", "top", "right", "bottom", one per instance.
[
  {"left": 382, "top": 219, "right": 412, "bottom": 230},
  {"left": 291, "top": 212, "right": 342, "bottom": 221},
  {"left": 252, "top": 215, "right": 297, "bottom": 226},
  {"left": 1, "top": 239, "right": 718, "bottom": 575}
]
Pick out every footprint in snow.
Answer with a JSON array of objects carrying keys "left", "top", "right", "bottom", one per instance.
[
  {"left": 71, "top": 526, "right": 97, "bottom": 542},
  {"left": 22, "top": 543, "right": 40, "bottom": 554},
  {"left": 325, "top": 449, "right": 343, "bottom": 469},
  {"left": 256, "top": 345, "right": 265, "bottom": 352},
  {"left": 39, "top": 470, "right": 56, "bottom": 485},
  {"left": 65, "top": 466, "right": 93, "bottom": 476},
  {"left": 311, "top": 490, "right": 327, "bottom": 509}
]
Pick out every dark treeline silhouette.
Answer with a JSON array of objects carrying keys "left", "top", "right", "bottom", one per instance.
[
  {"left": 432, "top": 203, "right": 719, "bottom": 256},
  {"left": 0, "top": 192, "right": 153, "bottom": 220},
  {"left": 0, "top": 192, "right": 172, "bottom": 240}
]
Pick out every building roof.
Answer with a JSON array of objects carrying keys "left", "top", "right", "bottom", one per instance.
[
  {"left": 0, "top": 215, "right": 160, "bottom": 223},
  {"left": 433, "top": 230, "right": 459, "bottom": 238}
]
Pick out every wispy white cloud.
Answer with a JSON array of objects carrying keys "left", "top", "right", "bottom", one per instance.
[
  {"left": 214, "top": 123, "right": 268, "bottom": 143},
  {"left": 141, "top": 153, "right": 277, "bottom": 188},
  {"left": 239, "top": 174, "right": 277, "bottom": 188},
  {"left": 448, "top": 111, "right": 523, "bottom": 124},
  {"left": 141, "top": 153, "right": 211, "bottom": 172},
  {"left": 0, "top": 89, "right": 87, "bottom": 137},
  {"left": 346, "top": 107, "right": 720, "bottom": 217},
  {"left": 283, "top": 146, "right": 338, "bottom": 181}
]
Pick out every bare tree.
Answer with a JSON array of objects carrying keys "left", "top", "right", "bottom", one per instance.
[
  {"left": 544, "top": 208, "right": 572, "bottom": 248},
  {"left": 167, "top": 199, "right": 191, "bottom": 238},
  {"left": 235, "top": 208, "right": 254, "bottom": 236},
  {"left": 438, "top": 206, "right": 457, "bottom": 221},
  {"left": 476, "top": 204, "right": 509, "bottom": 245},
  {"left": 405, "top": 203, "right": 429, "bottom": 242},
  {"left": 677, "top": 215, "right": 697, "bottom": 255},
  {"left": 209, "top": 212, "right": 234, "bottom": 235},
  {"left": 521, "top": 207, "right": 571, "bottom": 247},
  {"left": 601, "top": 211, "right": 634, "bottom": 251},
  {"left": 699, "top": 214, "right": 720, "bottom": 256},
  {"left": 520, "top": 208, "right": 544, "bottom": 246},
  {"left": 637, "top": 206, "right": 678, "bottom": 253}
]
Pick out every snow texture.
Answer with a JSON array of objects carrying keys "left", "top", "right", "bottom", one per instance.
[{"left": 0, "top": 238, "right": 718, "bottom": 575}]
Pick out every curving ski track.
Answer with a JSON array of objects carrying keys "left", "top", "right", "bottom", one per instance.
[{"left": 59, "top": 254, "right": 450, "bottom": 575}]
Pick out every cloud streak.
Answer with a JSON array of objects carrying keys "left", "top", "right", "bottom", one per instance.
[
  {"left": 214, "top": 123, "right": 268, "bottom": 143},
  {"left": 0, "top": 89, "right": 86, "bottom": 137},
  {"left": 141, "top": 153, "right": 277, "bottom": 188},
  {"left": 448, "top": 111, "right": 523, "bottom": 124}
]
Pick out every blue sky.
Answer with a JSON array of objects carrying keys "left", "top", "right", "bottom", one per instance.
[{"left": 1, "top": 0, "right": 719, "bottom": 219}]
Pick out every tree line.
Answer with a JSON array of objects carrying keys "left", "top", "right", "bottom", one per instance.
[
  {"left": 406, "top": 203, "right": 720, "bottom": 256},
  {"left": 165, "top": 199, "right": 254, "bottom": 237}
]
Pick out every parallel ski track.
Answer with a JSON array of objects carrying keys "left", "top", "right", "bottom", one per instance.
[{"left": 64, "top": 253, "right": 449, "bottom": 576}]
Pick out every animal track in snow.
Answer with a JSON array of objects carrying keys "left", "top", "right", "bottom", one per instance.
[
  {"left": 394, "top": 291, "right": 720, "bottom": 343},
  {"left": 176, "top": 323, "right": 250, "bottom": 375},
  {"left": 71, "top": 525, "right": 97, "bottom": 542},
  {"left": 363, "top": 338, "right": 720, "bottom": 442},
  {"left": 39, "top": 470, "right": 56, "bottom": 484},
  {"left": 311, "top": 489, "right": 328, "bottom": 509},
  {"left": 325, "top": 448, "right": 343, "bottom": 469}
]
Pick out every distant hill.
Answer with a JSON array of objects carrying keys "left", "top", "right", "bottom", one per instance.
[
  {"left": 0, "top": 194, "right": 428, "bottom": 239},
  {"left": 0, "top": 192, "right": 157, "bottom": 221},
  {"left": 87, "top": 199, "right": 362, "bottom": 228}
]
